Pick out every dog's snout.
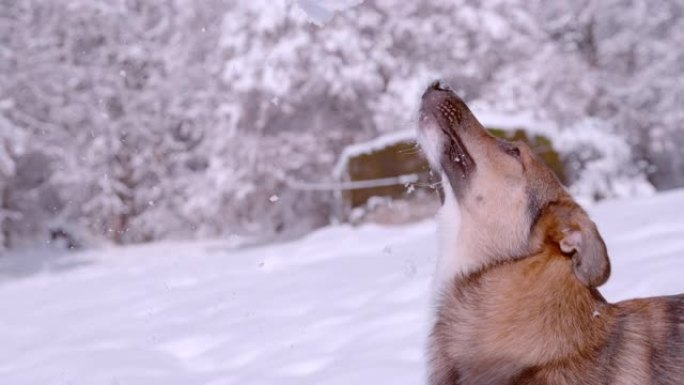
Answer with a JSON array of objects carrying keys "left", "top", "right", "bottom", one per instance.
[
  {"left": 420, "top": 81, "right": 473, "bottom": 127},
  {"left": 421, "top": 81, "right": 457, "bottom": 115}
]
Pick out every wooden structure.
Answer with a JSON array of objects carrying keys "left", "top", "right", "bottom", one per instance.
[{"left": 332, "top": 123, "right": 567, "bottom": 222}]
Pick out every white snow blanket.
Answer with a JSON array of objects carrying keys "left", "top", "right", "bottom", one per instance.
[{"left": 1, "top": 189, "right": 684, "bottom": 384}]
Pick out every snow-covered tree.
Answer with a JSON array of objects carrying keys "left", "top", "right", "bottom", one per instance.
[{"left": 0, "top": 0, "right": 682, "bottom": 249}]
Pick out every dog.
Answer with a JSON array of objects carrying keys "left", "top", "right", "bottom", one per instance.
[{"left": 417, "top": 81, "right": 684, "bottom": 385}]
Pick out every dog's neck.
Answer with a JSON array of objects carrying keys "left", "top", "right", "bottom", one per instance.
[
  {"left": 435, "top": 177, "right": 539, "bottom": 291},
  {"left": 432, "top": 250, "right": 613, "bottom": 375},
  {"left": 435, "top": 186, "right": 463, "bottom": 286},
  {"left": 434, "top": 185, "right": 489, "bottom": 289}
]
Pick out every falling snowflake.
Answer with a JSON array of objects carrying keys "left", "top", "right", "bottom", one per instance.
[{"left": 403, "top": 260, "right": 417, "bottom": 278}]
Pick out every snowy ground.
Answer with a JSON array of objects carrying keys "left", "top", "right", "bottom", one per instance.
[{"left": 2, "top": 190, "right": 684, "bottom": 385}]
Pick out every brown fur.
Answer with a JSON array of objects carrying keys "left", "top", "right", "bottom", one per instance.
[{"left": 418, "top": 81, "right": 684, "bottom": 385}]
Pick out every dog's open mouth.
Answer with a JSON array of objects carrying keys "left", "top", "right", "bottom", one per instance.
[{"left": 418, "top": 81, "right": 476, "bottom": 197}]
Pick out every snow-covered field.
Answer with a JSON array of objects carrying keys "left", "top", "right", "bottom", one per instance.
[{"left": 2, "top": 190, "right": 684, "bottom": 385}]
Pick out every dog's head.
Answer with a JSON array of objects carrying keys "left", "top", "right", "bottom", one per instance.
[{"left": 418, "top": 81, "right": 610, "bottom": 287}]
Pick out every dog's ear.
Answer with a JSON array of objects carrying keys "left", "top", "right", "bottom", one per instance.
[{"left": 558, "top": 214, "right": 611, "bottom": 287}]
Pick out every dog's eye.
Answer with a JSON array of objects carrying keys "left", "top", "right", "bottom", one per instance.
[
  {"left": 506, "top": 146, "right": 521, "bottom": 158},
  {"left": 499, "top": 140, "right": 521, "bottom": 159}
]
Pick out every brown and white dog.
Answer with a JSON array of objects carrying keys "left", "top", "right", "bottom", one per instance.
[{"left": 417, "top": 81, "right": 684, "bottom": 385}]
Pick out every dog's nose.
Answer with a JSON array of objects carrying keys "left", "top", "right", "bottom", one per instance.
[
  {"left": 428, "top": 80, "right": 451, "bottom": 92},
  {"left": 422, "top": 80, "right": 454, "bottom": 106},
  {"left": 422, "top": 80, "right": 454, "bottom": 101}
]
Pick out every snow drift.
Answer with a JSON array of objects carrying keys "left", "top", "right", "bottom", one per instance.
[{"left": 1, "top": 189, "right": 684, "bottom": 384}]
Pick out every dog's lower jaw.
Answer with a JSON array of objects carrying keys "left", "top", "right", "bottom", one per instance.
[
  {"left": 420, "top": 118, "right": 471, "bottom": 288},
  {"left": 417, "top": 117, "right": 445, "bottom": 171}
]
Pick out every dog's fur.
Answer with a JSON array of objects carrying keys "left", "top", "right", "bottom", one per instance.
[{"left": 417, "top": 81, "right": 684, "bottom": 385}]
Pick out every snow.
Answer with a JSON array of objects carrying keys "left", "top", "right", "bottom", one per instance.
[
  {"left": 295, "top": 0, "right": 364, "bottom": 26},
  {"left": 2, "top": 189, "right": 684, "bottom": 384}
]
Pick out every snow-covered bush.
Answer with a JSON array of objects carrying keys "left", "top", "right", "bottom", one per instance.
[{"left": 556, "top": 120, "right": 655, "bottom": 201}]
